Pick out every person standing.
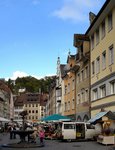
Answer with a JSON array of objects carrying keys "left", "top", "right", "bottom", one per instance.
[
  {"left": 39, "top": 128, "right": 45, "bottom": 146},
  {"left": 9, "top": 125, "right": 13, "bottom": 139}
]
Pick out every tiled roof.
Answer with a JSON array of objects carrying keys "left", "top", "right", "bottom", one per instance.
[
  {"left": 14, "top": 93, "right": 47, "bottom": 106},
  {"left": 0, "top": 80, "right": 11, "bottom": 94}
]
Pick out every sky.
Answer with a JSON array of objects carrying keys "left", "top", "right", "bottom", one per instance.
[{"left": 0, "top": 0, "right": 106, "bottom": 80}]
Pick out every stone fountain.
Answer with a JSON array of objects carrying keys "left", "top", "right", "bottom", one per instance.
[
  {"left": 12, "top": 110, "right": 34, "bottom": 143},
  {"left": 2, "top": 110, "right": 42, "bottom": 148}
]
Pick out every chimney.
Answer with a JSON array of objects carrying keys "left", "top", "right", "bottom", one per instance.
[{"left": 89, "top": 12, "right": 96, "bottom": 25}]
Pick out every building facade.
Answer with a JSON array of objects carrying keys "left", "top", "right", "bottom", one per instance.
[
  {"left": 74, "top": 34, "right": 90, "bottom": 122},
  {"left": 56, "top": 57, "right": 66, "bottom": 115},
  {"left": 86, "top": 0, "right": 115, "bottom": 116},
  {"left": 14, "top": 93, "right": 46, "bottom": 123},
  {"left": 63, "top": 53, "right": 76, "bottom": 120},
  {"left": 0, "top": 80, "right": 12, "bottom": 120}
]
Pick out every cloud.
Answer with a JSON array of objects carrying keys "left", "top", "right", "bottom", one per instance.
[
  {"left": 5, "top": 71, "right": 28, "bottom": 81},
  {"left": 5, "top": 71, "right": 55, "bottom": 81},
  {"left": 52, "top": 0, "right": 105, "bottom": 23}
]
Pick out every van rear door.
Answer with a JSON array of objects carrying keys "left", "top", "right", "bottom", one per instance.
[{"left": 62, "top": 123, "right": 76, "bottom": 140}]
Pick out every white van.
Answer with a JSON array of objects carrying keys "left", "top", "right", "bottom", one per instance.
[{"left": 58, "top": 122, "right": 101, "bottom": 141}]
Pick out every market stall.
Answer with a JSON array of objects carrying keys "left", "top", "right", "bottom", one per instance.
[{"left": 88, "top": 111, "right": 115, "bottom": 145}]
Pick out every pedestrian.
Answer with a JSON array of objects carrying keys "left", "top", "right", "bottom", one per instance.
[
  {"left": 39, "top": 128, "right": 45, "bottom": 146},
  {"left": 13, "top": 125, "right": 16, "bottom": 139},
  {"left": 9, "top": 125, "right": 13, "bottom": 139}
]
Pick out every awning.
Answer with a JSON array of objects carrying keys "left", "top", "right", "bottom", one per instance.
[
  {"left": 41, "top": 114, "right": 71, "bottom": 122},
  {"left": 88, "top": 111, "right": 115, "bottom": 124}
]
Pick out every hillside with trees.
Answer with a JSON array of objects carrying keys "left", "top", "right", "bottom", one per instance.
[{"left": 7, "top": 76, "right": 56, "bottom": 94}]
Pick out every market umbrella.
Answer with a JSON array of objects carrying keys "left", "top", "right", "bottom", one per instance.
[{"left": 41, "top": 114, "right": 71, "bottom": 121}]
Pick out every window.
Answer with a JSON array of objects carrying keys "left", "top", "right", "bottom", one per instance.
[
  {"left": 68, "top": 83, "right": 70, "bottom": 93},
  {"left": 96, "top": 57, "right": 100, "bottom": 74},
  {"left": 96, "top": 28, "right": 99, "bottom": 45},
  {"left": 81, "top": 70, "right": 84, "bottom": 81},
  {"left": 91, "top": 34, "right": 94, "bottom": 50},
  {"left": 92, "top": 61, "right": 95, "bottom": 75},
  {"left": 77, "top": 73, "right": 80, "bottom": 83},
  {"left": 109, "top": 45, "right": 114, "bottom": 65},
  {"left": 93, "top": 89, "right": 98, "bottom": 100},
  {"left": 86, "top": 124, "right": 95, "bottom": 129},
  {"left": 100, "top": 85, "right": 106, "bottom": 98},
  {"left": 64, "top": 124, "right": 75, "bottom": 129},
  {"left": 77, "top": 94, "right": 80, "bottom": 104},
  {"left": 81, "top": 91, "right": 85, "bottom": 103},
  {"left": 72, "top": 99, "right": 75, "bottom": 109},
  {"left": 32, "top": 110, "right": 34, "bottom": 113},
  {"left": 29, "top": 104, "right": 31, "bottom": 107},
  {"left": 65, "top": 102, "right": 67, "bottom": 111},
  {"left": 29, "top": 110, "right": 31, "bottom": 113},
  {"left": 72, "top": 79, "right": 75, "bottom": 90},
  {"left": 65, "top": 85, "right": 67, "bottom": 94},
  {"left": 101, "top": 20, "right": 105, "bottom": 39},
  {"left": 68, "top": 101, "right": 70, "bottom": 111},
  {"left": 110, "top": 80, "right": 115, "bottom": 94},
  {"left": 85, "top": 66, "right": 88, "bottom": 78},
  {"left": 85, "top": 89, "right": 89, "bottom": 101},
  {"left": 36, "top": 110, "right": 38, "bottom": 113},
  {"left": 102, "top": 51, "right": 106, "bottom": 70},
  {"left": 36, "top": 104, "right": 38, "bottom": 107},
  {"left": 32, "top": 104, "right": 34, "bottom": 107},
  {"left": 108, "top": 12, "right": 113, "bottom": 31}
]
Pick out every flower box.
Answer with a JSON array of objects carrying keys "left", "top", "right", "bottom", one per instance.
[{"left": 97, "top": 135, "right": 115, "bottom": 145}]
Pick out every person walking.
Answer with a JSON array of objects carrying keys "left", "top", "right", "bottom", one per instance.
[{"left": 39, "top": 128, "right": 45, "bottom": 146}]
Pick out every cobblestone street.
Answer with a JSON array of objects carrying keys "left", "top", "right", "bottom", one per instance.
[{"left": 0, "top": 133, "right": 114, "bottom": 150}]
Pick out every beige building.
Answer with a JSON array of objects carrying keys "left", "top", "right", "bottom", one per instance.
[
  {"left": 86, "top": 0, "right": 115, "bottom": 116},
  {"left": 0, "top": 80, "right": 12, "bottom": 120},
  {"left": 74, "top": 34, "right": 90, "bottom": 122},
  {"left": 14, "top": 93, "right": 46, "bottom": 123},
  {"left": 63, "top": 53, "right": 76, "bottom": 120}
]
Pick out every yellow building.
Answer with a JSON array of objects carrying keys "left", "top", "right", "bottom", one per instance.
[
  {"left": 63, "top": 53, "right": 76, "bottom": 120},
  {"left": 14, "top": 93, "right": 46, "bottom": 123},
  {"left": 86, "top": 0, "right": 115, "bottom": 116},
  {"left": 74, "top": 34, "right": 90, "bottom": 121}
]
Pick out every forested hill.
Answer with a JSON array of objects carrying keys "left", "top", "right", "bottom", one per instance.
[{"left": 7, "top": 76, "right": 56, "bottom": 94}]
